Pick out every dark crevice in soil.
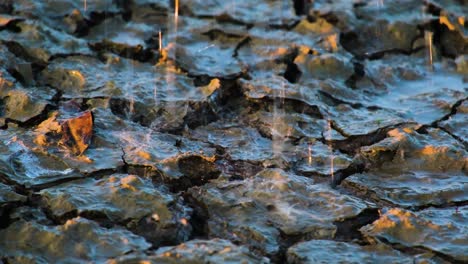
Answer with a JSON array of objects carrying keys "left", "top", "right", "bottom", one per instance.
[
  {"left": 334, "top": 208, "right": 380, "bottom": 241},
  {"left": 418, "top": 97, "right": 468, "bottom": 148},
  {"left": 73, "top": 11, "right": 121, "bottom": 37},
  {"left": 89, "top": 40, "right": 159, "bottom": 63},
  {"left": 196, "top": 14, "right": 253, "bottom": 29},
  {"left": 292, "top": 0, "right": 311, "bottom": 16},
  {"left": 183, "top": 102, "right": 219, "bottom": 130},
  {"left": 339, "top": 30, "right": 426, "bottom": 60},
  {"left": 341, "top": 178, "right": 468, "bottom": 212},
  {"left": 431, "top": 97, "right": 467, "bottom": 126},
  {"left": 327, "top": 120, "right": 349, "bottom": 138},
  {"left": 48, "top": 53, "right": 96, "bottom": 61},
  {"left": 3, "top": 104, "right": 57, "bottom": 129},
  {"left": 408, "top": 200, "right": 468, "bottom": 212},
  {"left": 269, "top": 20, "right": 301, "bottom": 31},
  {"left": 2, "top": 40, "right": 48, "bottom": 66},
  {"left": 0, "top": 0, "right": 13, "bottom": 14},
  {"left": 321, "top": 122, "right": 418, "bottom": 156},
  {"left": 0, "top": 203, "right": 25, "bottom": 229},
  {"left": 218, "top": 159, "right": 264, "bottom": 181},
  {"left": 291, "top": 165, "right": 331, "bottom": 181},
  {"left": 29, "top": 176, "right": 84, "bottom": 193},
  {"left": 30, "top": 166, "right": 124, "bottom": 192},
  {"left": 233, "top": 36, "right": 251, "bottom": 58},
  {"left": 375, "top": 237, "right": 465, "bottom": 264},
  {"left": 0, "top": 173, "right": 29, "bottom": 196},
  {"left": 330, "top": 162, "right": 366, "bottom": 187},
  {"left": 344, "top": 61, "right": 366, "bottom": 89},
  {"left": 166, "top": 156, "right": 221, "bottom": 193},
  {"left": 0, "top": 18, "right": 24, "bottom": 32},
  {"left": 182, "top": 191, "right": 210, "bottom": 240},
  {"left": 437, "top": 126, "right": 467, "bottom": 149},
  {"left": 202, "top": 29, "right": 246, "bottom": 41},
  {"left": 317, "top": 90, "right": 382, "bottom": 112},
  {"left": 283, "top": 62, "right": 302, "bottom": 83}
]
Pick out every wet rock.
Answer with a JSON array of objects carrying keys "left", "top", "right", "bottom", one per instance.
[
  {"left": 124, "top": 0, "right": 170, "bottom": 26},
  {"left": 158, "top": 153, "right": 220, "bottom": 192},
  {"left": 40, "top": 173, "right": 192, "bottom": 246},
  {"left": 240, "top": 73, "right": 320, "bottom": 108},
  {"left": 343, "top": 127, "right": 467, "bottom": 208},
  {"left": 326, "top": 105, "right": 405, "bottom": 137},
  {"left": 1, "top": 0, "right": 468, "bottom": 262},
  {"left": 84, "top": 14, "right": 155, "bottom": 47},
  {"left": 295, "top": 53, "right": 354, "bottom": 82},
  {"left": 361, "top": 207, "right": 468, "bottom": 262},
  {"left": 362, "top": 55, "right": 466, "bottom": 125},
  {"left": 181, "top": 0, "right": 297, "bottom": 26},
  {"left": 164, "top": 39, "right": 243, "bottom": 78},
  {"left": 286, "top": 240, "right": 414, "bottom": 264},
  {"left": 0, "top": 130, "right": 79, "bottom": 187},
  {"left": 0, "top": 86, "right": 55, "bottom": 124},
  {"left": 109, "top": 239, "right": 270, "bottom": 264},
  {"left": 192, "top": 122, "right": 274, "bottom": 162},
  {"left": 340, "top": 20, "right": 418, "bottom": 57},
  {"left": 0, "top": 20, "right": 90, "bottom": 61},
  {"left": 39, "top": 55, "right": 121, "bottom": 98},
  {"left": 86, "top": 107, "right": 220, "bottom": 190},
  {"left": 293, "top": 138, "right": 353, "bottom": 177},
  {"left": 89, "top": 39, "right": 155, "bottom": 62},
  {"left": 13, "top": 0, "right": 119, "bottom": 18},
  {"left": 0, "top": 182, "right": 26, "bottom": 204},
  {"left": 0, "top": 217, "right": 150, "bottom": 263},
  {"left": 247, "top": 110, "right": 327, "bottom": 141},
  {"left": 9, "top": 206, "right": 53, "bottom": 226},
  {"left": 0, "top": 116, "right": 124, "bottom": 188},
  {"left": 41, "top": 55, "right": 219, "bottom": 130},
  {"left": 234, "top": 26, "right": 323, "bottom": 71},
  {"left": 187, "top": 169, "right": 374, "bottom": 259}
]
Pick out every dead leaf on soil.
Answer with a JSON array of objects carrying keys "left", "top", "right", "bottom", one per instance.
[{"left": 59, "top": 111, "right": 93, "bottom": 155}]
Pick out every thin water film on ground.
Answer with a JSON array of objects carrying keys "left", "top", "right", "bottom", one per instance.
[{"left": 0, "top": 0, "right": 467, "bottom": 263}]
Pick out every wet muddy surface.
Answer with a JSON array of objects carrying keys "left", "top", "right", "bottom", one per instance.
[{"left": 0, "top": 0, "right": 467, "bottom": 263}]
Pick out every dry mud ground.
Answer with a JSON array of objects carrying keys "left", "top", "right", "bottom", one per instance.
[{"left": 0, "top": 0, "right": 467, "bottom": 263}]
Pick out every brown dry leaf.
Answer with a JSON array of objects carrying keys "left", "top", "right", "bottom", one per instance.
[{"left": 60, "top": 111, "right": 93, "bottom": 155}]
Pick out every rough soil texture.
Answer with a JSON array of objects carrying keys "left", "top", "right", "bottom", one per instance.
[{"left": 0, "top": 0, "right": 467, "bottom": 263}]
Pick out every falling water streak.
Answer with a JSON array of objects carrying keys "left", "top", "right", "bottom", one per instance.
[
  {"left": 128, "top": 61, "right": 136, "bottom": 118},
  {"left": 158, "top": 30, "right": 162, "bottom": 52},
  {"left": 378, "top": 0, "right": 384, "bottom": 8},
  {"left": 425, "top": 31, "right": 434, "bottom": 71},
  {"left": 327, "top": 120, "right": 334, "bottom": 182},
  {"left": 84, "top": 0, "right": 87, "bottom": 12},
  {"left": 175, "top": 0, "right": 179, "bottom": 21},
  {"left": 271, "top": 1, "right": 288, "bottom": 159},
  {"left": 308, "top": 143, "right": 312, "bottom": 165}
]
